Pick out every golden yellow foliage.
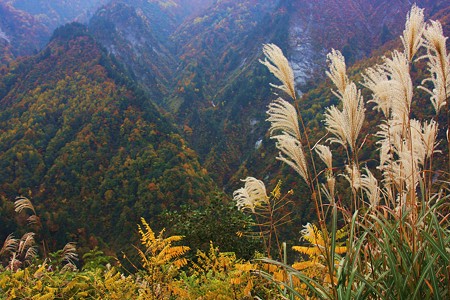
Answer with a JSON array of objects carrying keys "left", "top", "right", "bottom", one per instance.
[
  {"left": 172, "top": 242, "right": 257, "bottom": 299},
  {"left": 291, "top": 223, "right": 347, "bottom": 296},
  {"left": 135, "top": 218, "right": 190, "bottom": 299}
]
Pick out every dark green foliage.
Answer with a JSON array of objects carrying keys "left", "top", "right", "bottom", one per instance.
[
  {"left": 50, "top": 22, "right": 90, "bottom": 43},
  {"left": 81, "top": 248, "right": 114, "bottom": 271},
  {"left": 161, "top": 196, "right": 261, "bottom": 260}
]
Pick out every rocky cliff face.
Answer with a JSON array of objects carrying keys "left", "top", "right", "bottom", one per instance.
[{"left": 89, "top": 2, "right": 177, "bottom": 102}]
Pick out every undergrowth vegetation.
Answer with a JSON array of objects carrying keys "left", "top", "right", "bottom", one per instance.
[{"left": 1, "top": 5, "right": 449, "bottom": 299}]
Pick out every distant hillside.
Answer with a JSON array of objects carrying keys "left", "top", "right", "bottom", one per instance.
[
  {"left": 0, "top": 0, "right": 215, "bottom": 62},
  {"left": 0, "top": 0, "right": 108, "bottom": 61},
  {"left": 0, "top": 23, "right": 217, "bottom": 252},
  {"left": 0, "top": 2, "right": 50, "bottom": 59},
  {"left": 9, "top": 0, "right": 109, "bottom": 27},
  {"left": 1, "top": 0, "right": 449, "bottom": 210}
]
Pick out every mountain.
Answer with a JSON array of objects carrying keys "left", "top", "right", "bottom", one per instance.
[
  {"left": 0, "top": 23, "right": 217, "bottom": 251},
  {"left": 88, "top": 0, "right": 217, "bottom": 103},
  {"left": 168, "top": 0, "right": 450, "bottom": 186},
  {"left": 0, "top": 0, "right": 449, "bottom": 249},
  {"left": 0, "top": 2, "right": 50, "bottom": 60},
  {"left": 89, "top": 1, "right": 177, "bottom": 102},
  {"left": 0, "top": 0, "right": 108, "bottom": 61},
  {"left": 286, "top": 0, "right": 450, "bottom": 87},
  {"left": 0, "top": 0, "right": 215, "bottom": 63},
  {"left": 159, "top": 0, "right": 285, "bottom": 184},
  {"left": 8, "top": 0, "right": 110, "bottom": 27},
  {"left": 84, "top": 0, "right": 450, "bottom": 188},
  {"left": 235, "top": 0, "right": 449, "bottom": 164}
]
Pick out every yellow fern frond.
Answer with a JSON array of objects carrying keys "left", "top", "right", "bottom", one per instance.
[
  {"left": 136, "top": 248, "right": 150, "bottom": 269},
  {"left": 138, "top": 218, "right": 156, "bottom": 247},
  {"left": 335, "top": 226, "right": 348, "bottom": 240},
  {"left": 164, "top": 235, "right": 185, "bottom": 243},
  {"left": 137, "top": 217, "right": 189, "bottom": 276},
  {"left": 334, "top": 246, "right": 347, "bottom": 254},
  {"left": 300, "top": 223, "right": 324, "bottom": 246},
  {"left": 173, "top": 258, "right": 188, "bottom": 268},
  {"left": 292, "top": 246, "right": 322, "bottom": 257},
  {"left": 292, "top": 260, "right": 324, "bottom": 271},
  {"left": 235, "top": 263, "right": 255, "bottom": 272},
  {"left": 157, "top": 245, "right": 190, "bottom": 265}
]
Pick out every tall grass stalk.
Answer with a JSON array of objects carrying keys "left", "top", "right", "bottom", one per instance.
[{"left": 234, "top": 4, "right": 450, "bottom": 299}]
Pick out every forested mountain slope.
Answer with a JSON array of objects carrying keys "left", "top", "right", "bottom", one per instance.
[{"left": 0, "top": 23, "right": 217, "bottom": 251}]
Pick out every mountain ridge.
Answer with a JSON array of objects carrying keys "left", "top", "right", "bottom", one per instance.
[{"left": 0, "top": 23, "right": 217, "bottom": 251}]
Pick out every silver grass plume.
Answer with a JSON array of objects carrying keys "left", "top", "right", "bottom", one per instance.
[
  {"left": 364, "top": 51, "right": 412, "bottom": 122},
  {"left": 398, "top": 147, "right": 420, "bottom": 194},
  {"left": 378, "top": 146, "right": 420, "bottom": 197},
  {"left": 315, "top": 144, "right": 335, "bottom": 203},
  {"left": 267, "top": 97, "right": 301, "bottom": 139},
  {"left": 378, "top": 118, "right": 437, "bottom": 171},
  {"left": 233, "top": 177, "right": 268, "bottom": 213},
  {"left": 420, "top": 20, "right": 450, "bottom": 113},
  {"left": 420, "top": 119, "right": 439, "bottom": 159},
  {"left": 24, "top": 245, "right": 37, "bottom": 263},
  {"left": 363, "top": 64, "right": 392, "bottom": 118},
  {"left": 272, "top": 134, "right": 309, "bottom": 184},
  {"left": 0, "top": 234, "right": 18, "bottom": 257},
  {"left": 8, "top": 253, "right": 19, "bottom": 271},
  {"left": 376, "top": 118, "right": 427, "bottom": 195},
  {"left": 14, "top": 196, "right": 36, "bottom": 215},
  {"left": 324, "top": 82, "right": 365, "bottom": 151},
  {"left": 409, "top": 119, "right": 439, "bottom": 163},
  {"left": 260, "top": 44, "right": 296, "bottom": 100},
  {"left": 378, "top": 135, "right": 392, "bottom": 170},
  {"left": 342, "top": 83, "right": 365, "bottom": 150},
  {"left": 343, "top": 163, "right": 361, "bottom": 192},
  {"left": 62, "top": 242, "right": 79, "bottom": 266},
  {"left": 321, "top": 177, "right": 336, "bottom": 205},
  {"left": 376, "top": 119, "right": 405, "bottom": 154},
  {"left": 360, "top": 167, "right": 380, "bottom": 208},
  {"left": 326, "top": 49, "right": 349, "bottom": 97},
  {"left": 314, "top": 144, "right": 333, "bottom": 171},
  {"left": 384, "top": 51, "right": 413, "bottom": 121},
  {"left": 17, "top": 232, "right": 35, "bottom": 257},
  {"left": 410, "top": 119, "right": 427, "bottom": 166},
  {"left": 324, "top": 105, "right": 347, "bottom": 148},
  {"left": 401, "top": 4, "right": 425, "bottom": 61}
]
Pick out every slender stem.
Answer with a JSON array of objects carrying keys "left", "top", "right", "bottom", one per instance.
[
  {"left": 254, "top": 213, "right": 270, "bottom": 258},
  {"left": 293, "top": 93, "right": 337, "bottom": 298}
]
